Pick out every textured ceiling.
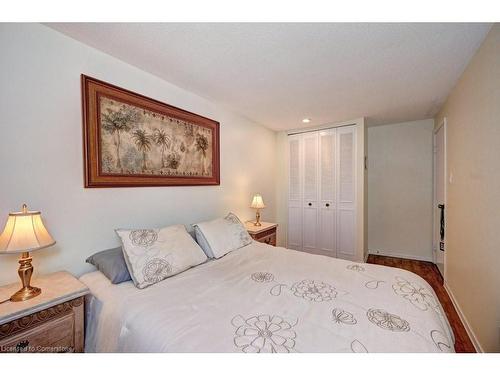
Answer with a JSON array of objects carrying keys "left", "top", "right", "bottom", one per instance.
[{"left": 47, "top": 23, "right": 491, "bottom": 130}]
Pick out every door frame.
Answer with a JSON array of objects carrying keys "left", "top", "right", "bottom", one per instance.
[{"left": 433, "top": 117, "right": 447, "bottom": 279}]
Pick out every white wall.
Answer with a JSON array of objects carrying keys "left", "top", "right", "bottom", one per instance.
[
  {"left": 368, "top": 119, "right": 434, "bottom": 261},
  {"left": 0, "top": 23, "right": 277, "bottom": 285}
]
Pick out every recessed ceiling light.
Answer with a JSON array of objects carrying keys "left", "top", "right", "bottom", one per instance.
[{"left": 302, "top": 118, "right": 311, "bottom": 123}]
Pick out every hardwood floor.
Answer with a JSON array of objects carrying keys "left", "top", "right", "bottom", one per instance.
[{"left": 367, "top": 254, "right": 476, "bottom": 353}]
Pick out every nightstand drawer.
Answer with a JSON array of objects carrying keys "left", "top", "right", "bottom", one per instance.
[
  {"left": 0, "top": 296, "right": 85, "bottom": 353},
  {"left": 249, "top": 226, "right": 277, "bottom": 246},
  {"left": 258, "top": 232, "right": 276, "bottom": 246},
  {"left": 0, "top": 312, "right": 75, "bottom": 353}
]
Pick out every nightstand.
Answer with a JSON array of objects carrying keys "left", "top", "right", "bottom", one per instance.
[
  {"left": 245, "top": 221, "right": 278, "bottom": 246},
  {"left": 0, "top": 271, "right": 89, "bottom": 353}
]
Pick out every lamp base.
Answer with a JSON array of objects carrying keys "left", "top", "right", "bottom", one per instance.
[
  {"left": 10, "top": 286, "right": 41, "bottom": 302},
  {"left": 254, "top": 209, "right": 262, "bottom": 226},
  {"left": 10, "top": 251, "right": 41, "bottom": 302}
]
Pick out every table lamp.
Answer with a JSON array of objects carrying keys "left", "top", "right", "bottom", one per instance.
[
  {"left": 250, "top": 194, "right": 266, "bottom": 226},
  {"left": 0, "top": 204, "right": 56, "bottom": 302}
]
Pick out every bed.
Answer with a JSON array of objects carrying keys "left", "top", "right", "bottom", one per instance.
[{"left": 81, "top": 241, "right": 454, "bottom": 353}]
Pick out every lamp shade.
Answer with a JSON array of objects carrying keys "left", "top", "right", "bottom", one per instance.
[
  {"left": 250, "top": 194, "right": 266, "bottom": 209},
  {"left": 0, "top": 204, "right": 56, "bottom": 254}
]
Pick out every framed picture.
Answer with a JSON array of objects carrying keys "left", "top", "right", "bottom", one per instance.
[{"left": 81, "top": 75, "right": 220, "bottom": 187}]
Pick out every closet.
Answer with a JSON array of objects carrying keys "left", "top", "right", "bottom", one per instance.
[{"left": 287, "top": 125, "right": 359, "bottom": 260}]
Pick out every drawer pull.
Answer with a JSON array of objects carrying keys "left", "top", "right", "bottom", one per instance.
[
  {"left": 16, "top": 340, "right": 29, "bottom": 353},
  {"left": 326, "top": 203, "right": 330, "bottom": 207},
  {"left": 308, "top": 202, "right": 312, "bottom": 206}
]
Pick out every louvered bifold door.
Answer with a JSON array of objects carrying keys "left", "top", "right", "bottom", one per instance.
[
  {"left": 287, "top": 135, "right": 303, "bottom": 250},
  {"left": 336, "top": 126, "right": 356, "bottom": 260},
  {"left": 301, "top": 132, "right": 320, "bottom": 253},
  {"left": 318, "top": 129, "right": 337, "bottom": 255}
]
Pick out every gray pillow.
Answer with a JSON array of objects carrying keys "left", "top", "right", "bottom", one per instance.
[
  {"left": 86, "top": 247, "right": 132, "bottom": 284},
  {"left": 193, "top": 226, "right": 216, "bottom": 258}
]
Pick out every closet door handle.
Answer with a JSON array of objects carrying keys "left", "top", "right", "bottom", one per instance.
[{"left": 308, "top": 202, "right": 312, "bottom": 207}]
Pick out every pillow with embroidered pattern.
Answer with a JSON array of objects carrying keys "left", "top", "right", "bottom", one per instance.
[
  {"left": 192, "top": 213, "right": 253, "bottom": 259},
  {"left": 116, "top": 224, "right": 207, "bottom": 289}
]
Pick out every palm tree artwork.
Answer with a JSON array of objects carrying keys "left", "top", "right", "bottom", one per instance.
[
  {"left": 153, "top": 128, "right": 171, "bottom": 168},
  {"left": 85, "top": 76, "right": 220, "bottom": 186},
  {"left": 131, "top": 129, "right": 152, "bottom": 172},
  {"left": 195, "top": 132, "right": 209, "bottom": 175},
  {"left": 101, "top": 106, "right": 140, "bottom": 172},
  {"left": 99, "top": 97, "right": 213, "bottom": 177}
]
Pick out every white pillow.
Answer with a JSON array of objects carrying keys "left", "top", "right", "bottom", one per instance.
[
  {"left": 193, "top": 213, "right": 253, "bottom": 259},
  {"left": 116, "top": 224, "right": 207, "bottom": 289}
]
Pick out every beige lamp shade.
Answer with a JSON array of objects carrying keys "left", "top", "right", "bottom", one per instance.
[
  {"left": 250, "top": 194, "right": 266, "bottom": 209},
  {"left": 0, "top": 204, "right": 56, "bottom": 254}
]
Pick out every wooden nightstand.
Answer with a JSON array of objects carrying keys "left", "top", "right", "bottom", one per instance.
[
  {"left": 0, "top": 271, "right": 88, "bottom": 353},
  {"left": 245, "top": 221, "right": 278, "bottom": 246}
]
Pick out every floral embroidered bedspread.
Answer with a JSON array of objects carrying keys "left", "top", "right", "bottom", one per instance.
[{"left": 81, "top": 242, "right": 454, "bottom": 352}]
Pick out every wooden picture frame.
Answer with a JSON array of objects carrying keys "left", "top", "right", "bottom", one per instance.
[{"left": 81, "top": 75, "right": 220, "bottom": 187}]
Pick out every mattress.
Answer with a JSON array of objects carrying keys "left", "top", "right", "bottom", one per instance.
[{"left": 80, "top": 242, "right": 454, "bottom": 352}]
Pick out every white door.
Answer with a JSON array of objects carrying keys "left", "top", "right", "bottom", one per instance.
[
  {"left": 434, "top": 122, "right": 446, "bottom": 276},
  {"left": 336, "top": 126, "right": 356, "bottom": 260},
  {"left": 318, "top": 129, "right": 337, "bottom": 255},
  {"left": 302, "top": 132, "right": 320, "bottom": 253},
  {"left": 288, "top": 135, "right": 303, "bottom": 251}
]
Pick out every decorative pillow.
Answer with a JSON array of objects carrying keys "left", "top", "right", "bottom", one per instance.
[
  {"left": 86, "top": 246, "right": 132, "bottom": 284},
  {"left": 116, "top": 224, "right": 207, "bottom": 289},
  {"left": 192, "top": 213, "right": 253, "bottom": 259}
]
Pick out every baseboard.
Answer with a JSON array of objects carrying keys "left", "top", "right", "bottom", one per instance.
[
  {"left": 444, "top": 282, "right": 484, "bottom": 353},
  {"left": 368, "top": 250, "right": 433, "bottom": 262}
]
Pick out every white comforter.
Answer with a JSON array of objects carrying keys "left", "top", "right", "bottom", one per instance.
[{"left": 81, "top": 242, "right": 454, "bottom": 353}]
